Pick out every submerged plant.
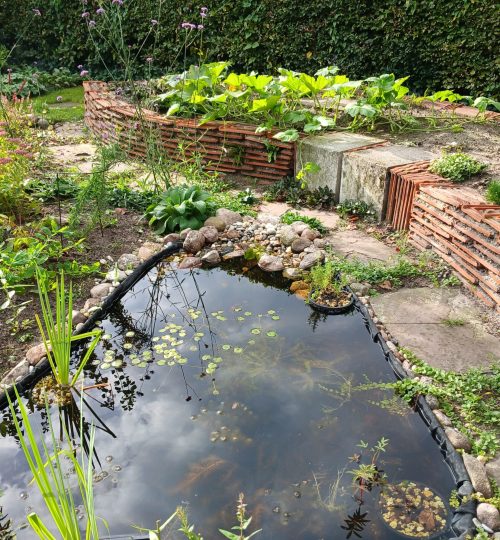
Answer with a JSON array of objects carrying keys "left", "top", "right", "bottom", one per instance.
[
  {"left": 6, "top": 386, "right": 101, "bottom": 539},
  {"left": 36, "top": 270, "right": 101, "bottom": 388}
]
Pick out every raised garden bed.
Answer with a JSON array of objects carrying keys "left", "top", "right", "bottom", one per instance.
[{"left": 83, "top": 81, "right": 295, "bottom": 181}]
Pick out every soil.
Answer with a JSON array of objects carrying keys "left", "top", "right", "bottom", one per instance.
[
  {"left": 374, "top": 119, "right": 500, "bottom": 194},
  {"left": 0, "top": 210, "right": 153, "bottom": 380},
  {"left": 312, "top": 288, "right": 352, "bottom": 308}
]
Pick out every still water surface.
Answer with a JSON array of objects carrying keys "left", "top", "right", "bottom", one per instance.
[{"left": 0, "top": 264, "right": 455, "bottom": 539}]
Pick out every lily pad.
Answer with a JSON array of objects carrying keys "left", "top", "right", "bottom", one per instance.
[
  {"left": 266, "top": 331, "right": 277, "bottom": 337},
  {"left": 251, "top": 328, "right": 261, "bottom": 335},
  {"left": 100, "top": 362, "right": 111, "bottom": 370},
  {"left": 222, "top": 344, "right": 231, "bottom": 351}
]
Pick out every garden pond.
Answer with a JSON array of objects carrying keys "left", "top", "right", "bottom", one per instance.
[{"left": 0, "top": 262, "right": 459, "bottom": 539}]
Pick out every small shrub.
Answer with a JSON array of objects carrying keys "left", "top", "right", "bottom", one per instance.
[
  {"left": 336, "top": 200, "right": 375, "bottom": 219},
  {"left": 485, "top": 180, "right": 500, "bottom": 205},
  {"left": 280, "top": 210, "right": 327, "bottom": 234},
  {"left": 145, "top": 184, "right": 215, "bottom": 233},
  {"left": 429, "top": 152, "right": 486, "bottom": 183}
]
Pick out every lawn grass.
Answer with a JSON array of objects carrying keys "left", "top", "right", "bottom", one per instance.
[{"left": 32, "top": 86, "right": 84, "bottom": 123}]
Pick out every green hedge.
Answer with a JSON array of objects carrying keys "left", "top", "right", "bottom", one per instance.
[{"left": 1, "top": 0, "right": 498, "bottom": 97}]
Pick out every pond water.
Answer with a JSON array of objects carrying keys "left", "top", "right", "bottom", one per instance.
[{"left": 0, "top": 263, "right": 457, "bottom": 539}]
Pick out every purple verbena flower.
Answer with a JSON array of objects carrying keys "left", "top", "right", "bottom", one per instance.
[
  {"left": 77, "top": 64, "right": 83, "bottom": 69},
  {"left": 181, "top": 21, "right": 196, "bottom": 29},
  {"left": 80, "top": 69, "right": 89, "bottom": 77},
  {"left": 146, "top": 56, "right": 153, "bottom": 63},
  {"left": 111, "top": 0, "right": 123, "bottom": 5},
  {"left": 33, "top": 8, "right": 41, "bottom": 16},
  {"left": 200, "top": 7, "right": 208, "bottom": 18},
  {"left": 89, "top": 19, "right": 96, "bottom": 27},
  {"left": 151, "top": 19, "right": 158, "bottom": 25},
  {"left": 96, "top": 7, "right": 105, "bottom": 14},
  {"left": 7, "top": 68, "right": 12, "bottom": 73},
  {"left": 197, "top": 24, "right": 204, "bottom": 30},
  {"left": 81, "top": 11, "right": 90, "bottom": 18}
]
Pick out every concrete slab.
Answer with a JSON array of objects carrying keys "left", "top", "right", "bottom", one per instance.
[
  {"left": 326, "top": 229, "right": 396, "bottom": 262},
  {"left": 257, "top": 201, "right": 341, "bottom": 230},
  {"left": 295, "top": 132, "right": 385, "bottom": 199},
  {"left": 340, "top": 144, "right": 437, "bottom": 219},
  {"left": 370, "top": 287, "right": 500, "bottom": 372}
]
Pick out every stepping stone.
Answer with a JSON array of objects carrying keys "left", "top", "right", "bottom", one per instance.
[
  {"left": 370, "top": 287, "right": 500, "bottom": 371},
  {"left": 326, "top": 229, "right": 396, "bottom": 262}
]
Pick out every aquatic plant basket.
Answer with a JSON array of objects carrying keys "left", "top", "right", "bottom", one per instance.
[
  {"left": 308, "top": 287, "right": 355, "bottom": 314},
  {"left": 83, "top": 81, "right": 295, "bottom": 182}
]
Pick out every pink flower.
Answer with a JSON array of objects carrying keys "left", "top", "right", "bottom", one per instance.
[
  {"left": 197, "top": 24, "right": 204, "bottom": 30},
  {"left": 33, "top": 8, "right": 41, "bottom": 16},
  {"left": 80, "top": 70, "right": 89, "bottom": 77},
  {"left": 146, "top": 56, "right": 153, "bottom": 63},
  {"left": 96, "top": 7, "right": 105, "bottom": 14},
  {"left": 89, "top": 19, "right": 96, "bottom": 27},
  {"left": 81, "top": 11, "right": 90, "bottom": 17},
  {"left": 151, "top": 19, "right": 158, "bottom": 25}
]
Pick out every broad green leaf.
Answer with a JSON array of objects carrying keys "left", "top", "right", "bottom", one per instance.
[{"left": 273, "top": 129, "right": 299, "bottom": 142}]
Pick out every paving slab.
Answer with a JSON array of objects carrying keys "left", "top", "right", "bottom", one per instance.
[
  {"left": 370, "top": 287, "right": 500, "bottom": 372},
  {"left": 340, "top": 144, "right": 437, "bottom": 219},
  {"left": 257, "top": 201, "right": 341, "bottom": 230},
  {"left": 326, "top": 229, "right": 396, "bottom": 262},
  {"left": 295, "top": 132, "right": 385, "bottom": 199}
]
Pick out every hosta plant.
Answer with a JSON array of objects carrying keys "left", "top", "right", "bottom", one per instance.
[{"left": 145, "top": 185, "right": 215, "bottom": 233}]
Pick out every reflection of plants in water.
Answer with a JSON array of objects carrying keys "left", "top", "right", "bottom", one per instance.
[
  {"left": 348, "top": 438, "right": 389, "bottom": 504},
  {"left": 341, "top": 507, "right": 370, "bottom": 539},
  {"left": 0, "top": 506, "right": 15, "bottom": 540},
  {"left": 6, "top": 386, "right": 100, "bottom": 539}
]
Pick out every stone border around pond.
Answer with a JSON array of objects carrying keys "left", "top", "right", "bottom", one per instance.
[{"left": 0, "top": 209, "right": 487, "bottom": 537}]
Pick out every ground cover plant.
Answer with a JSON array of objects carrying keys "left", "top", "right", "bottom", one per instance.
[
  {"left": 429, "top": 152, "right": 487, "bottom": 183},
  {"left": 280, "top": 210, "right": 327, "bottom": 235}
]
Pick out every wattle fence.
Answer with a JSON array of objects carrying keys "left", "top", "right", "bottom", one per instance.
[{"left": 83, "top": 81, "right": 295, "bottom": 182}]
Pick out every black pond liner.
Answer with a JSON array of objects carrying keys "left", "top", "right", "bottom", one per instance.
[
  {"left": 308, "top": 287, "right": 355, "bottom": 315},
  {"left": 0, "top": 243, "right": 475, "bottom": 540}
]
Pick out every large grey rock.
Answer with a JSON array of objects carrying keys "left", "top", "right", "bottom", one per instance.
[
  {"left": 183, "top": 230, "right": 206, "bottom": 254},
  {"left": 163, "top": 233, "right": 181, "bottom": 245},
  {"left": 485, "top": 454, "right": 500, "bottom": 486},
  {"left": 179, "top": 228, "right": 192, "bottom": 240},
  {"left": 477, "top": 503, "right": 500, "bottom": 532},
  {"left": 117, "top": 253, "right": 140, "bottom": 270},
  {"left": 137, "top": 242, "right": 162, "bottom": 261},
  {"left": 291, "top": 237, "right": 312, "bottom": 253},
  {"left": 279, "top": 226, "right": 299, "bottom": 247},
  {"left": 434, "top": 410, "right": 453, "bottom": 427},
  {"left": 90, "top": 283, "right": 112, "bottom": 299},
  {"left": 222, "top": 250, "right": 245, "bottom": 261},
  {"left": 204, "top": 216, "right": 226, "bottom": 232},
  {"left": 258, "top": 255, "right": 284, "bottom": 272},
  {"left": 83, "top": 297, "right": 101, "bottom": 312},
  {"left": 105, "top": 268, "right": 127, "bottom": 282},
  {"left": 216, "top": 208, "right": 241, "bottom": 227},
  {"left": 340, "top": 144, "right": 437, "bottom": 219},
  {"left": 199, "top": 226, "right": 218, "bottom": 244},
  {"left": 201, "top": 250, "right": 221, "bottom": 265},
  {"left": 299, "top": 250, "right": 325, "bottom": 270},
  {"left": 295, "top": 132, "right": 385, "bottom": 200},
  {"left": 283, "top": 267, "right": 302, "bottom": 280},
  {"left": 1, "top": 360, "right": 29, "bottom": 385},
  {"left": 462, "top": 453, "right": 492, "bottom": 498},
  {"left": 302, "top": 228, "right": 321, "bottom": 241},
  {"left": 178, "top": 256, "right": 202, "bottom": 269},
  {"left": 350, "top": 282, "right": 370, "bottom": 296},
  {"left": 290, "top": 221, "right": 309, "bottom": 235},
  {"left": 72, "top": 310, "right": 87, "bottom": 325},
  {"left": 26, "top": 343, "right": 47, "bottom": 366},
  {"left": 444, "top": 428, "right": 472, "bottom": 452}
]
